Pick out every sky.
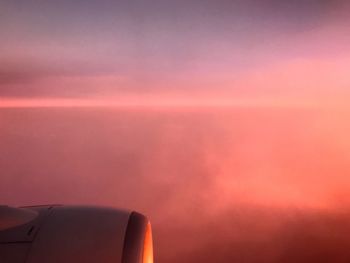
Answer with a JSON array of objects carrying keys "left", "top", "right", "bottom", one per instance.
[
  {"left": 1, "top": 0, "right": 350, "bottom": 106},
  {"left": 2, "top": 1, "right": 350, "bottom": 262}
]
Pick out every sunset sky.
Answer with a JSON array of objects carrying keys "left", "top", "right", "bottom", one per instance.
[
  {"left": 2, "top": 1, "right": 350, "bottom": 263},
  {"left": 1, "top": 0, "right": 350, "bottom": 106}
]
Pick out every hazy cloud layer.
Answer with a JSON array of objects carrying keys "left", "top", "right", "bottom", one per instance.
[{"left": 2, "top": 108, "right": 350, "bottom": 262}]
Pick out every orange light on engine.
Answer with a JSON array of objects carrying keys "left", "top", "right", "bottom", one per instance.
[{"left": 143, "top": 222, "right": 154, "bottom": 263}]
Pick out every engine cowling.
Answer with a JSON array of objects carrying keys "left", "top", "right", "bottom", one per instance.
[{"left": 0, "top": 205, "right": 153, "bottom": 263}]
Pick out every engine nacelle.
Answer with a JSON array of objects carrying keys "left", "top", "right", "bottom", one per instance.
[{"left": 0, "top": 205, "right": 153, "bottom": 263}]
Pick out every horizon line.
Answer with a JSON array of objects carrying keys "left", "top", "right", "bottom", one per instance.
[{"left": 0, "top": 97, "right": 346, "bottom": 109}]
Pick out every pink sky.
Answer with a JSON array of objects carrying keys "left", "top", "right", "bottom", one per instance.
[{"left": 1, "top": 0, "right": 350, "bottom": 106}]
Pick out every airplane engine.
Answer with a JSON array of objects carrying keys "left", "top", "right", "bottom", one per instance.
[{"left": 0, "top": 205, "right": 153, "bottom": 263}]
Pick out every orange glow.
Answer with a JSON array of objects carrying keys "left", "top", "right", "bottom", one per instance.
[
  {"left": 143, "top": 222, "right": 154, "bottom": 263},
  {"left": 0, "top": 96, "right": 346, "bottom": 109}
]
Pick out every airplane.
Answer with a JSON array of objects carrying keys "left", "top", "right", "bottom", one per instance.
[{"left": 0, "top": 205, "right": 153, "bottom": 263}]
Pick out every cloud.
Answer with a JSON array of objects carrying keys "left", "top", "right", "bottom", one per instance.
[
  {"left": 2, "top": 107, "right": 350, "bottom": 262},
  {"left": 0, "top": 60, "right": 132, "bottom": 98},
  {"left": 157, "top": 207, "right": 350, "bottom": 263}
]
